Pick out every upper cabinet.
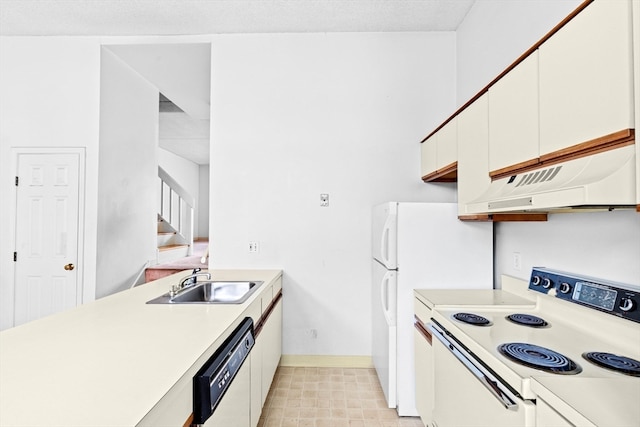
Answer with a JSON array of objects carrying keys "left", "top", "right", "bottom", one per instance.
[
  {"left": 539, "top": 0, "right": 634, "bottom": 158},
  {"left": 420, "top": 117, "right": 457, "bottom": 182},
  {"left": 419, "top": 0, "right": 638, "bottom": 217},
  {"left": 488, "top": 52, "right": 540, "bottom": 176},
  {"left": 458, "top": 94, "right": 490, "bottom": 217}
]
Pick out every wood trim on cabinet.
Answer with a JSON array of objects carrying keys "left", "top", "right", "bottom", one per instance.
[
  {"left": 255, "top": 289, "right": 283, "bottom": 338},
  {"left": 538, "top": 129, "right": 635, "bottom": 163},
  {"left": 414, "top": 316, "right": 432, "bottom": 345},
  {"left": 420, "top": 0, "right": 594, "bottom": 144},
  {"left": 490, "top": 129, "right": 635, "bottom": 181},
  {"left": 421, "top": 161, "right": 457, "bottom": 183},
  {"left": 489, "top": 158, "right": 541, "bottom": 180},
  {"left": 458, "top": 213, "right": 548, "bottom": 222},
  {"left": 183, "top": 413, "right": 194, "bottom": 427}
]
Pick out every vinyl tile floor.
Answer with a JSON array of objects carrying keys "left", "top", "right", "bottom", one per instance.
[{"left": 257, "top": 367, "right": 424, "bottom": 427}]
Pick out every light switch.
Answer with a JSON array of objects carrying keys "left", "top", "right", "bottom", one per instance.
[{"left": 320, "top": 193, "right": 329, "bottom": 207}]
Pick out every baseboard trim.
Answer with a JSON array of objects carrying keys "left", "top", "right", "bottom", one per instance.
[{"left": 279, "top": 355, "right": 373, "bottom": 368}]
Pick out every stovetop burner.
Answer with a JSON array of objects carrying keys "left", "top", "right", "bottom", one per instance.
[
  {"left": 498, "top": 342, "right": 582, "bottom": 375},
  {"left": 506, "top": 313, "right": 548, "bottom": 328},
  {"left": 452, "top": 312, "right": 491, "bottom": 326},
  {"left": 583, "top": 352, "right": 640, "bottom": 377}
]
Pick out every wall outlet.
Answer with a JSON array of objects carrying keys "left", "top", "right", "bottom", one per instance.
[
  {"left": 513, "top": 252, "right": 522, "bottom": 271},
  {"left": 248, "top": 241, "right": 259, "bottom": 253},
  {"left": 308, "top": 329, "right": 318, "bottom": 339}
]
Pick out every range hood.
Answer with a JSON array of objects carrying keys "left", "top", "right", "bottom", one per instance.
[{"left": 466, "top": 145, "right": 637, "bottom": 213}]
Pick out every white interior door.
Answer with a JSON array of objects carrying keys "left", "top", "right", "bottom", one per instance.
[{"left": 14, "top": 151, "right": 83, "bottom": 326}]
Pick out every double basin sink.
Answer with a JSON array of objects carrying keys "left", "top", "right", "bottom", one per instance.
[{"left": 146, "top": 280, "right": 264, "bottom": 305}]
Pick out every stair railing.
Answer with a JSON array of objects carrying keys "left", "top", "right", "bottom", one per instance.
[{"left": 158, "top": 167, "right": 194, "bottom": 255}]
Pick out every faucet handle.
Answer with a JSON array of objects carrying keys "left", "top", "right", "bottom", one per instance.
[{"left": 192, "top": 267, "right": 201, "bottom": 275}]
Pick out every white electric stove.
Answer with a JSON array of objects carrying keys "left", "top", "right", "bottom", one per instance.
[{"left": 428, "top": 268, "right": 640, "bottom": 427}]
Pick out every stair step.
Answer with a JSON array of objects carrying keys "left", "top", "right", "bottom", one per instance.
[
  {"left": 157, "top": 231, "right": 176, "bottom": 236},
  {"left": 158, "top": 244, "right": 188, "bottom": 252}
]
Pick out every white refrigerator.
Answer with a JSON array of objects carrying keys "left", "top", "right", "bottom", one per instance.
[{"left": 372, "top": 202, "right": 493, "bottom": 416}]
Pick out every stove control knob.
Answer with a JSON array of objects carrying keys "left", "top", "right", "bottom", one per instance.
[
  {"left": 542, "top": 278, "right": 554, "bottom": 289},
  {"left": 559, "top": 282, "right": 571, "bottom": 294},
  {"left": 531, "top": 276, "right": 541, "bottom": 286},
  {"left": 619, "top": 298, "right": 636, "bottom": 312}
]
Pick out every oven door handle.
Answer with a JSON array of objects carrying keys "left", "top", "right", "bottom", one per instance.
[{"left": 429, "top": 323, "right": 519, "bottom": 411}]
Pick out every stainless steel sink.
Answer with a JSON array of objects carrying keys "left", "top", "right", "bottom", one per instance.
[{"left": 146, "top": 281, "right": 264, "bottom": 305}]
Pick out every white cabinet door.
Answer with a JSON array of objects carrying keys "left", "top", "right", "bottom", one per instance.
[
  {"left": 488, "top": 52, "right": 539, "bottom": 174},
  {"left": 414, "top": 329, "right": 432, "bottom": 427},
  {"left": 539, "top": 0, "right": 634, "bottom": 156},
  {"left": 436, "top": 119, "right": 457, "bottom": 170},
  {"left": 457, "top": 94, "right": 490, "bottom": 216},
  {"left": 414, "top": 298, "right": 434, "bottom": 427},
  {"left": 420, "top": 134, "right": 438, "bottom": 179},
  {"left": 420, "top": 118, "right": 457, "bottom": 181},
  {"left": 245, "top": 300, "right": 263, "bottom": 427},
  {"left": 261, "top": 298, "right": 282, "bottom": 405}
]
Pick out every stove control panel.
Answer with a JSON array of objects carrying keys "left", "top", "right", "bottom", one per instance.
[{"left": 529, "top": 268, "right": 640, "bottom": 323}]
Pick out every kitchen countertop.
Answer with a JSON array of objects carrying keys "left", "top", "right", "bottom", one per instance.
[
  {"left": 414, "top": 288, "right": 535, "bottom": 310},
  {"left": 0, "top": 269, "right": 282, "bottom": 427},
  {"left": 414, "top": 274, "right": 537, "bottom": 310},
  {"left": 531, "top": 376, "right": 640, "bottom": 427}
]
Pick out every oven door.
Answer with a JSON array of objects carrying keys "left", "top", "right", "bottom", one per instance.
[{"left": 429, "top": 321, "right": 534, "bottom": 427}]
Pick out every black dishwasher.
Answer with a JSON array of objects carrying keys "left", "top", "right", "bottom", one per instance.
[{"left": 193, "top": 317, "right": 254, "bottom": 426}]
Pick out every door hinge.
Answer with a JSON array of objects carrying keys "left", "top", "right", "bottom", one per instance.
[
  {"left": 15, "top": 176, "right": 19, "bottom": 186},
  {"left": 13, "top": 252, "right": 17, "bottom": 262}
]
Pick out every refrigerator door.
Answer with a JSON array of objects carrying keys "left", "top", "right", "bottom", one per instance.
[
  {"left": 394, "top": 202, "right": 493, "bottom": 416},
  {"left": 372, "top": 258, "right": 397, "bottom": 408},
  {"left": 372, "top": 202, "right": 398, "bottom": 269}
]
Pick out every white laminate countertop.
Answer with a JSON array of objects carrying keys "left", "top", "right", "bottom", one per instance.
[
  {"left": 0, "top": 269, "right": 282, "bottom": 427},
  {"left": 414, "top": 288, "right": 535, "bottom": 310}
]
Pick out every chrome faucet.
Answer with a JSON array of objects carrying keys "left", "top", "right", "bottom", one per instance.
[{"left": 170, "top": 269, "right": 211, "bottom": 298}]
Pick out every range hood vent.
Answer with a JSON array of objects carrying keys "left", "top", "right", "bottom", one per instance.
[
  {"left": 513, "top": 165, "right": 563, "bottom": 188},
  {"left": 466, "top": 145, "right": 637, "bottom": 213}
]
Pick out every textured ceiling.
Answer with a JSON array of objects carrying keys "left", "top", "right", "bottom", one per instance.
[
  {"left": 1, "top": 0, "right": 476, "bottom": 165},
  {"left": 0, "top": 0, "right": 475, "bottom": 36}
]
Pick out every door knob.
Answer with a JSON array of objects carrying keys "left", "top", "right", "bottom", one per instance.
[{"left": 64, "top": 263, "right": 75, "bottom": 271}]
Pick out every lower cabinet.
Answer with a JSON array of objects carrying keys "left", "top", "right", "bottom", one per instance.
[
  {"left": 414, "top": 297, "right": 434, "bottom": 427},
  {"left": 261, "top": 299, "right": 283, "bottom": 405},
  {"left": 250, "top": 330, "right": 263, "bottom": 427},
  {"left": 249, "top": 279, "right": 283, "bottom": 427}
]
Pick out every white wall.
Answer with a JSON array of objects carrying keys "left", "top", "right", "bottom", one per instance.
[
  {"left": 198, "top": 165, "right": 210, "bottom": 239},
  {"left": 97, "top": 48, "right": 159, "bottom": 297},
  {"left": 0, "top": 35, "right": 215, "bottom": 329},
  {"left": 456, "top": 0, "right": 640, "bottom": 287},
  {"left": 0, "top": 37, "right": 101, "bottom": 330},
  {"left": 209, "top": 32, "right": 457, "bottom": 356},
  {"left": 456, "top": 0, "right": 582, "bottom": 105},
  {"left": 158, "top": 147, "right": 202, "bottom": 237}
]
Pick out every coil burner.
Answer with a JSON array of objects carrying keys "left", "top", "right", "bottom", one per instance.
[
  {"left": 452, "top": 312, "right": 491, "bottom": 326},
  {"left": 583, "top": 352, "right": 640, "bottom": 377},
  {"left": 498, "top": 342, "right": 582, "bottom": 375},
  {"left": 505, "top": 313, "right": 549, "bottom": 328}
]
